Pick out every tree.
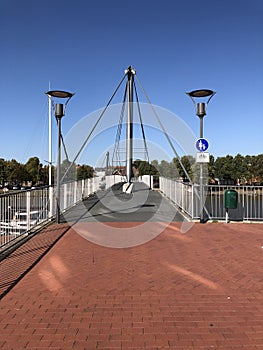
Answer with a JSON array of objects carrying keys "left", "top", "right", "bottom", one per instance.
[
  {"left": 138, "top": 161, "right": 159, "bottom": 176},
  {"left": 215, "top": 155, "right": 235, "bottom": 182},
  {"left": 158, "top": 159, "right": 178, "bottom": 178},
  {"left": 5, "top": 159, "right": 29, "bottom": 185},
  {"left": 25, "top": 157, "right": 42, "bottom": 185},
  {"left": 0, "top": 158, "right": 6, "bottom": 186},
  {"left": 41, "top": 164, "right": 55, "bottom": 186},
  {"left": 173, "top": 156, "right": 195, "bottom": 180},
  {"left": 151, "top": 160, "right": 159, "bottom": 172},
  {"left": 208, "top": 154, "right": 216, "bottom": 181},
  {"left": 253, "top": 154, "right": 263, "bottom": 183},
  {"left": 76, "top": 164, "right": 94, "bottom": 180},
  {"left": 232, "top": 154, "right": 245, "bottom": 183}
]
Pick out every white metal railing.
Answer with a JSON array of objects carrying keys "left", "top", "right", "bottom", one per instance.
[
  {"left": 206, "top": 185, "right": 263, "bottom": 221},
  {"left": 159, "top": 176, "right": 263, "bottom": 221},
  {"left": 137, "top": 175, "right": 153, "bottom": 188},
  {"left": 159, "top": 177, "right": 195, "bottom": 218},
  {"left": 0, "top": 187, "right": 50, "bottom": 248},
  {"left": 0, "top": 175, "right": 122, "bottom": 249},
  {"left": 105, "top": 174, "right": 125, "bottom": 188},
  {"left": 3, "top": 176, "right": 260, "bottom": 249},
  {"left": 131, "top": 175, "right": 153, "bottom": 189}
]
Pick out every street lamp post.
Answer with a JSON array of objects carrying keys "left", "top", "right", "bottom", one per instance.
[
  {"left": 186, "top": 89, "right": 216, "bottom": 223},
  {"left": 45, "top": 90, "right": 74, "bottom": 224}
]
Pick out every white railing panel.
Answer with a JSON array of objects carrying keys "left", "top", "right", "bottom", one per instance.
[
  {"left": 159, "top": 178, "right": 263, "bottom": 221},
  {"left": 2, "top": 178, "right": 263, "bottom": 249}
]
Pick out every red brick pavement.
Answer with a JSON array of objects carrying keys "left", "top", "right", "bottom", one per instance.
[
  {"left": 0, "top": 223, "right": 70, "bottom": 298},
  {"left": 0, "top": 221, "right": 263, "bottom": 349}
]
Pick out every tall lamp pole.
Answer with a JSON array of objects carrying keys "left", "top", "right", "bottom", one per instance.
[
  {"left": 125, "top": 65, "right": 136, "bottom": 184},
  {"left": 186, "top": 89, "right": 216, "bottom": 223},
  {"left": 45, "top": 90, "right": 74, "bottom": 224}
]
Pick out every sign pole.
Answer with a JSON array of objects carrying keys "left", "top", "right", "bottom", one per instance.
[
  {"left": 199, "top": 163, "right": 205, "bottom": 222},
  {"left": 195, "top": 139, "right": 210, "bottom": 223},
  {"left": 187, "top": 89, "right": 216, "bottom": 224}
]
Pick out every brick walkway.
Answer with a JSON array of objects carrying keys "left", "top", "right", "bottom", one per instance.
[{"left": 0, "top": 221, "right": 263, "bottom": 349}]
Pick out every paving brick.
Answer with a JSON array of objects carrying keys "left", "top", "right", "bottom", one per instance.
[{"left": 1, "top": 218, "right": 263, "bottom": 349}]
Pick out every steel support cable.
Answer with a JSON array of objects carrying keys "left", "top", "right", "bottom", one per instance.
[
  {"left": 112, "top": 80, "right": 128, "bottom": 169},
  {"left": 112, "top": 108, "right": 124, "bottom": 168},
  {"left": 133, "top": 81, "right": 149, "bottom": 162},
  {"left": 60, "top": 74, "right": 127, "bottom": 183},
  {"left": 60, "top": 135, "right": 69, "bottom": 162},
  {"left": 135, "top": 76, "right": 211, "bottom": 219},
  {"left": 135, "top": 75, "right": 192, "bottom": 184},
  {"left": 112, "top": 87, "right": 126, "bottom": 169},
  {"left": 116, "top": 84, "right": 128, "bottom": 168}
]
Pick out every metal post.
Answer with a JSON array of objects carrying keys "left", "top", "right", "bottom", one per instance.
[
  {"left": 56, "top": 114, "right": 62, "bottom": 224},
  {"left": 48, "top": 92, "right": 53, "bottom": 219},
  {"left": 45, "top": 90, "right": 74, "bottom": 223},
  {"left": 106, "top": 151, "right": 110, "bottom": 176},
  {"left": 126, "top": 66, "right": 135, "bottom": 183},
  {"left": 199, "top": 114, "right": 204, "bottom": 223},
  {"left": 196, "top": 102, "right": 205, "bottom": 136},
  {"left": 225, "top": 208, "right": 229, "bottom": 223},
  {"left": 187, "top": 91, "right": 214, "bottom": 223},
  {"left": 26, "top": 191, "right": 31, "bottom": 231},
  {"left": 199, "top": 116, "right": 204, "bottom": 139}
]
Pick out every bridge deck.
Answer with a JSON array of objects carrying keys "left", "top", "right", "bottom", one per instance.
[
  {"left": 0, "top": 183, "right": 263, "bottom": 349},
  {"left": 63, "top": 181, "right": 185, "bottom": 223}
]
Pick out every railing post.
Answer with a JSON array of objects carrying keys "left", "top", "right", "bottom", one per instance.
[
  {"left": 191, "top": 184, "right": 194, "bottom": 219},
  {"left": 74, "top": 180, "right": 77, "bottom": 204},
  {"left": 26, "top": 191, "right": 31, "bottom": 231},
  {"left": 49, "top": 186, "right": 54, "bottom": 219},
  {"left": 193, "top": 184, "right": 197, "bottom": 219},
  {"left": 87, "top": 178, "right": 90, "bottom": 195},
  {"left": 63, "top": 183, "right": 67, "bottom": 212},
  {"left": 82, "top": 179, "right": 85, "bottom": 199},
  {"left": 91, "top": 178, "right": 94, "bottom": 194},
  {"left": 181, "top": 182, "right": 184, "bottom": 211}
]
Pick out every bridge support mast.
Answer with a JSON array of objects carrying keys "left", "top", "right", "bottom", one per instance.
[{"left": 125, "top": 66, "right": 136, "bottom": 184}]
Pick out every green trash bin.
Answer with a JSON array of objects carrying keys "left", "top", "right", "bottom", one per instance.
[
  {"left": 224, "top": 189, "right": 238, "bottom": 209},
  {"left": 224, "top": 189, "right": 238, "bottom": 223}
]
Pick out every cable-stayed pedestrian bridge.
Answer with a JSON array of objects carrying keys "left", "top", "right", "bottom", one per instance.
[{"left": 1, "top": 66, "right": 263, "bottom": 250}]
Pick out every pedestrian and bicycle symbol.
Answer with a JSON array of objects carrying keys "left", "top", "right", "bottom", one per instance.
[{"left": 195, "top": 138, "right": 209, "bottom": 152}]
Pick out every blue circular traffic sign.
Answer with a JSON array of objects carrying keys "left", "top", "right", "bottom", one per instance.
[{"left": 195, "top": 138, "right": 209, "bottom": 152}]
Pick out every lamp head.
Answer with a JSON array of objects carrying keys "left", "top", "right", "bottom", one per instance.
[
  {"left": 187, "top": 89, "right": 215, "bottom": 98},
  {"left": 186, "top": 89, "right": 216, "bottom": 105},
  {"left": 186, "top": 89, "right": 216, "bottom": 117},
  {"left": 45, "top": 90, "right": 74, "bottom": 99},
  {"left": 45, "top": 89, "right": 75, "bottom": 116}
]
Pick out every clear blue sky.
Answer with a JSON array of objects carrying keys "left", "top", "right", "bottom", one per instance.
[{"left": 1, "top": 0, "right": 263, "bottom": 167}]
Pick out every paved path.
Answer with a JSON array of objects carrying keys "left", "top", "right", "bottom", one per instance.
[
  {"left": 63, "top": 182, "right": 185, "bottom": 223},
  {"left": 1, "top": 184, "right": 263, "bottom": 349}
]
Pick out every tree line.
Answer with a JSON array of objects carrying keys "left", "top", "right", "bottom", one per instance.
[
  {"left": 0, "top": 157, "right": 94, "bottom": 188},
  {"left": 1, "top": 153, "right": 263, "bottom": 189},
  {"left": 136, "top": 153, "right": 263, "bottom": 185}
]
